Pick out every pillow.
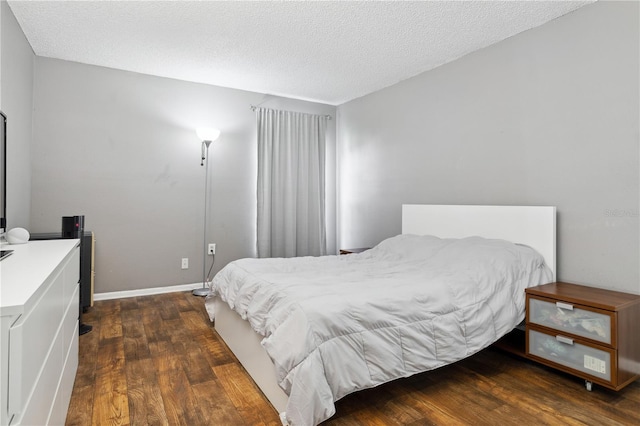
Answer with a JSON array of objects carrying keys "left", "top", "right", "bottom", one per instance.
[{"left": 370, "top": 234, "right": 451, "bottom": 261}]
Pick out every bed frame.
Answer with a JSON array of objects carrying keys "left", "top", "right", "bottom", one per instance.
[{"left": 213, "top": 204, "right": 557, "bottom": 416}]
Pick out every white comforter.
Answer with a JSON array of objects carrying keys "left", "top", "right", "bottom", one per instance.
[{"left": 206, "top": 235, "right": 553, "bottom": 425}]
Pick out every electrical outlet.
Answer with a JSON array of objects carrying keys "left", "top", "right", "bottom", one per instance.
[
  {"left": 181, "top": 258, "right": 189, "bottom": 269},
  {"left": 208, "top": 243, "right": 216, "bottom": 255}
]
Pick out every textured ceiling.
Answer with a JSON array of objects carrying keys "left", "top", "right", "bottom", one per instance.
[{"left": 8, "top": 0, "right": 595, "bottom": 105}]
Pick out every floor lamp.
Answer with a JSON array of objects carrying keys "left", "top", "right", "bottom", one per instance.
[{"left": 193, "top": 127, "right": 221, "bottom": 297}]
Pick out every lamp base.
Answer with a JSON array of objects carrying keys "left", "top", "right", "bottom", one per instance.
[{"left": 192, "top": 286, "right": 210, "bottom": 297}]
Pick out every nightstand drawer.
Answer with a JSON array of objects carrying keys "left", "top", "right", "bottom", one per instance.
[
  {"left": 528, "top": 296, "right": 612, "bottom": 345},
  {"left": 528, "top": 328, "right": 613, "bottom": 382}
]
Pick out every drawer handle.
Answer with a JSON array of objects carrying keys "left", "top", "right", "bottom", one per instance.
[
  {"left": 556, "top": 335, "right": 574, "bottom": 345},
  {"left": 556, "top": 302, "right": 574, "bottom": 311}
]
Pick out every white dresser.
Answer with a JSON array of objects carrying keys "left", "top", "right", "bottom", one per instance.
[{"left": 0, "top": 240, "right": 80, "bottom": 425}]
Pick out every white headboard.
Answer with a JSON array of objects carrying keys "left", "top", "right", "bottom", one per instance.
[{"left": 402, "top": 204, "right": 556, "bottom": 280}]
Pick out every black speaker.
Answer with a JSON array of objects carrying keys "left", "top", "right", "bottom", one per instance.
[
  {"left": 62, "top": 215, "right": 84, "bottom": 238},
  {"left": 61, "top": 215, "right": 92, "bottom": 335}
]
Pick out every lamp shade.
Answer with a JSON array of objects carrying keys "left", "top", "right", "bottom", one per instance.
[
  {"left": 196, "top": 127, "right": 221, "bottom": 142},
  {"left": 6, "top": 227, "right": 30, "bottom": 244}
]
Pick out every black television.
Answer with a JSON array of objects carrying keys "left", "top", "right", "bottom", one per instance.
[{"left": 0, "top": 110, "right": 6, "bottom": 235}]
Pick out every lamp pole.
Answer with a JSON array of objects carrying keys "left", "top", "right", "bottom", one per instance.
[
  {"left": 192, "top": 127, "right": 219, "bottom": 296},
  {"left": 193, "top": 139, "right": 212, "bottom": 297}
]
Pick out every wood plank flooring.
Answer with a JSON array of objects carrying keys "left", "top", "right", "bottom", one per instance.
[{"left": 66, "top": 292, "right": 640, "bottom": 425}]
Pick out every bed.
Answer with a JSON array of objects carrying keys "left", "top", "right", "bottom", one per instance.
[{"left": 205, "top": 204, "right": 556, "bottom": 425}]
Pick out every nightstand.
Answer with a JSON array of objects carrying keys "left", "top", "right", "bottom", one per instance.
[
  {"left": 525, "top": 282, "right": 640, "bottom": 391},
  {"left": 339, "top": 248, "right": 370, "bottom": 255}
]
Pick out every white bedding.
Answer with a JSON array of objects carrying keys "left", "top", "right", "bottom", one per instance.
[{"left": 205, "top": 234, "right": 553, "bottom": 425}]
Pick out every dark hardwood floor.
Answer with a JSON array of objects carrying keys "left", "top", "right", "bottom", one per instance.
[{"left": 66, "top": 292, "right": 640, "bottom": 425}]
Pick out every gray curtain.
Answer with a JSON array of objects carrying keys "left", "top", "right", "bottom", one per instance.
[{"left": 256, "top": 107, "right": 327, "bottom": 258}]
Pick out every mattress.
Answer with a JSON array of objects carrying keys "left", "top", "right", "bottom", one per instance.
[{"left": 205, "top": 234, "right": 553, "bottom": 425}]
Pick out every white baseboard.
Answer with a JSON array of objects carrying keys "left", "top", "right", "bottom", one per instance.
[{"left": 94, "top": 282, "right": 208, "bottom": 301}]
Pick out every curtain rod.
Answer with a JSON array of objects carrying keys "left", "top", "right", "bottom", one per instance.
[{"left": 250, "top": 105, "right": 332, "bottom": 120}]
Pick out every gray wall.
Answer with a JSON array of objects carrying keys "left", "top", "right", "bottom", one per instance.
[
  {"left": 337, "top": 1, "right": 639, "bottom": 294},
  {"left": 31, "top": 58, "right": 336, "bottom": 294},
  {"left": 0, "top": 1, "right": 34, "bottom": 230}
]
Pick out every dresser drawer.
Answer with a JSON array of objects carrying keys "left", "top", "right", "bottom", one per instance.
[
  {"left": 528, "top": 328, "right": 614, "bottom": 383},
  {"left": 528, "top": 296, "right": 613, "bottom": 345}
]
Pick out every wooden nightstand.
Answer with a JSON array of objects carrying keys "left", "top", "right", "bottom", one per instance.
[
  {"left": 339, "top": 248, "right": 370, "bottom": 255},
  {"left": 525, "top": 282, "right": 640, "bottom": 391}
]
